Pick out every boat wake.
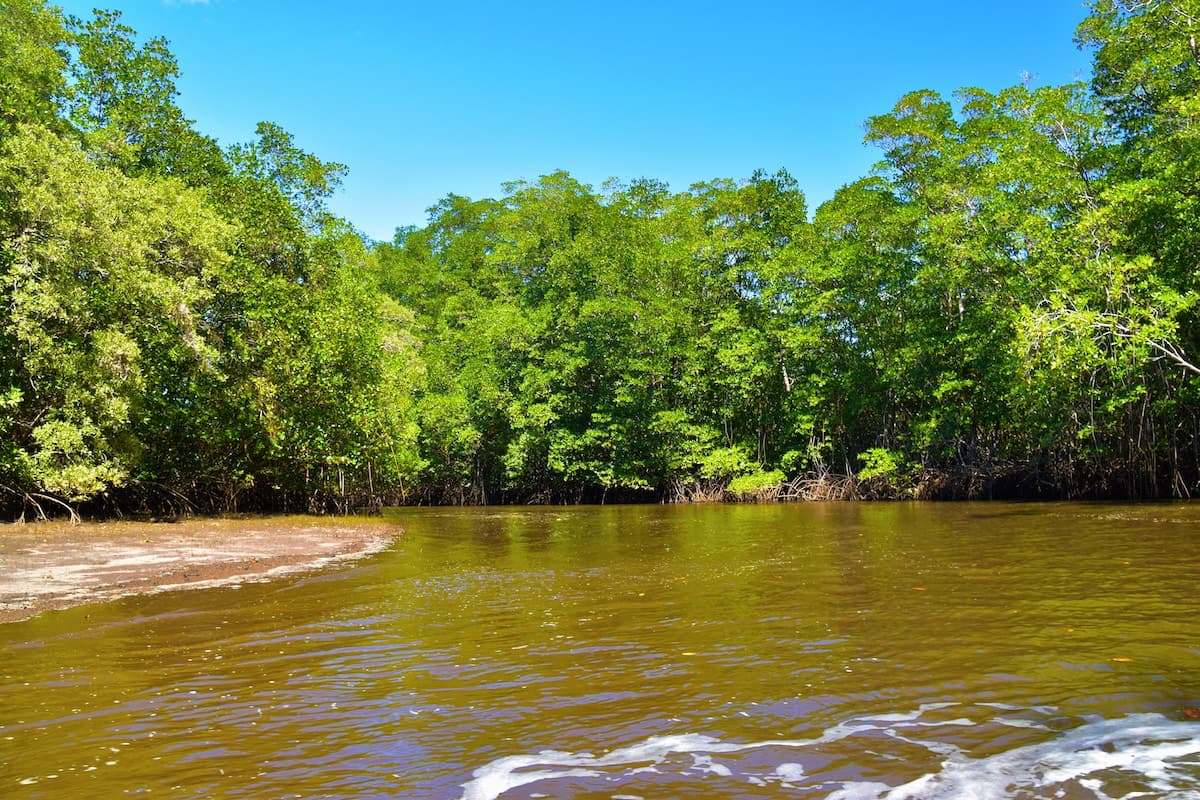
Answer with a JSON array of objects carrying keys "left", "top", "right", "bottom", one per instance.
[{"left": 460, "top": 704, "right": 1200, "bottom": 799}]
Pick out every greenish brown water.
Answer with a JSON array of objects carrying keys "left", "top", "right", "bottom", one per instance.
[{"left": 2, "top": 503, "right": 1200, "bottom": 798}]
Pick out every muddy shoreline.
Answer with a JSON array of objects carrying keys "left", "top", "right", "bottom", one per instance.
[{"left": 0, "top": 515, "right": 401, "bottom": 623}]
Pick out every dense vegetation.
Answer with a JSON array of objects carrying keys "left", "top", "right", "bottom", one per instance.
[{"left": 3, "top": 0, "right": 1200, "bottom": 518}]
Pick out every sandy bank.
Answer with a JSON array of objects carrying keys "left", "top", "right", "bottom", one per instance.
[{"left": 0, "top": 515, "right": 401, "bottom": 623}]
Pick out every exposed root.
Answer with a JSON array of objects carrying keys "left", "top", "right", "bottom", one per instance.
[
  {"left": 2, "top": 485, "right": 80, "bottom": 524},
  {"left": 780, "top": 472, "right": 862, "bottom": 501},
  {"left": 668, "top": 478, "right": 729, "bottom": 503}
]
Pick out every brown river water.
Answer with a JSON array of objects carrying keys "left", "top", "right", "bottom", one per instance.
[{"left": 2, "top": 502, "right": 1199, "bottom": 798}]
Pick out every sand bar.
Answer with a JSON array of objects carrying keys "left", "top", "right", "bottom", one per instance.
[{"left": 0, "top": 515, "right": 401, "bottom": 623}]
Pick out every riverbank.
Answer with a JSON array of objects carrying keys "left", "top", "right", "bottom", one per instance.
[{"left": 0, "top": 515, "right": 401, "bottom": 623}]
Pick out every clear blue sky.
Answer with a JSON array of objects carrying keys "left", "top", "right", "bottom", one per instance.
[{"left": 56, "top": 1, "right": 1094, "bottom": 242}]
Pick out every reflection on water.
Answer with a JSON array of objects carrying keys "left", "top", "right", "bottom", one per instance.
[{"left": 2, "top": 503, "right": 1200, "bottom": 798}]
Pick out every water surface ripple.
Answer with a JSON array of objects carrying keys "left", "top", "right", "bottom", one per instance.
[{"left": 2, "top": 503, "right": 1199, "bottom": 797}]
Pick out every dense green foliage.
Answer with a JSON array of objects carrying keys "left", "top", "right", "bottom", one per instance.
[
  {"left": 0, "top": 0, "right": 422, "bottom": 516},
  {"left": 3, "top": 1, "right": 1200, "bottom": 516}
]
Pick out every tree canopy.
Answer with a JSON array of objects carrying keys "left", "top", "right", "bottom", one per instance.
[{"left": 3, "top": 0, "right": 1200, "bottom": 517}]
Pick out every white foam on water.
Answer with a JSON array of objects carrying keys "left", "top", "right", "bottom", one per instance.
[
  {"left": 459, "top": 733, "right": 802, "bottom": 800},
  {"left": 596, "top": 732, "right": 739, "bottom": 763},
  {"left": 690, "top": 753, "right": 732, "bottom": 777},
  {"left": 458, "top": 708, "right": 1200, "bottom": 800},
  {"left": 459, "top": 759, "right": 599, "bottom": 800},
  {"left": 774, "top": 762, "right": 806, "bottom": 782},
  {"left": 875, "top": 713, "right": 1200, "bottom": 800},
  {"left": 826, "top": 782, "right": 894, "bottom": 800}
]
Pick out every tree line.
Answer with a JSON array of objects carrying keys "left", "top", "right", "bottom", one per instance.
[{"left": 3, "top": 0, "right": 1199, "bottom": 518}]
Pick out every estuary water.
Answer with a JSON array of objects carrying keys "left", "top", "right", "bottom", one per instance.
[{"left": 2, "top": 503, "right": 1199, "bottom": 798}]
